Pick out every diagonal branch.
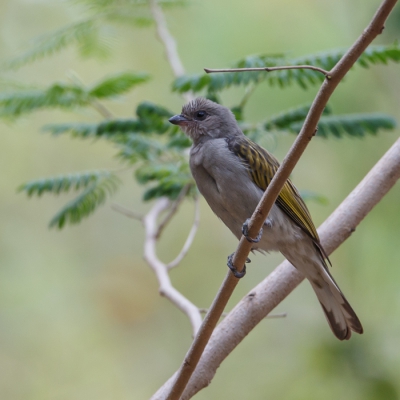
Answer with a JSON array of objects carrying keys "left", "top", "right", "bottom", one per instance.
[
  {"left": 153, "top": 136, "right": 400, "bottom": 399},
  {"left": 162, "top": 1, "right": 398, "bottom": 399}
]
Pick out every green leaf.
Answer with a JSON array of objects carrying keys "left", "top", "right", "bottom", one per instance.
[
  {"left": 264, "top": 103, "right": 332, "bottom": 130},
  {"left": 49, "top": 175, "right": 120, "bottom": 229},
  {"left": 18, "top": 170, "right": 119, "bottom": 196},
  {"left": 135, "top": 161, "right": 194, "bottom": 201},
  {"left": 88, "top": 71, "right": 150, "bottom": 98},
  {"left": 3, "top": 20, "right": 97, "bottom": 70},
  {"left": 172, "top": 44, "right": 400, "bottom": 93},
  {"left": 117, "top": 134, "right": 165, "bottom": 163},
  {"left": 287, "top": 113, "right": 397, "bottom": 138},
  {"left": 44, "top": 119, "right": 151, "bottom": 139},
  {"left": 0, "top": 83, "right": 89, "bottom": 117},
  {"left": 167, "top": 132, "right": 192, "bottom": 149}
]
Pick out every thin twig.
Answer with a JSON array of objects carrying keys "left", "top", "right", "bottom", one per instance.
[
  {"left": 238, "top": 83, "right": 257, "bottom": 110},
  {"left": 129, "top": 0, "right": 201, "bottom": 336},
  {"left": 90, "top": 99, "right": 115, "bottom": 119},
  {"left": 156, "top": 184, "right": 191, "bottom": 239},
  {"left": 111, "top": 203, "right": 143, "bottom": 221},
  {"left": 143, "top": 198, "right": 203, "bottom": 336},
  {"left": 150, "top": 0, "right": 193, "bottom": 103},
  {"left": 162, "top": 1, "right": 398, "bottom": 399},
  {"left": 66, "top": 70, "right": 114, "bottom": 119},
  {"left": 167, "top": 195, "right": 200, "bottom": 269},
  {"left": 204, "top": 65, "right": 330, "bottom": 77},
  {"left": 152, "top": 137, "right": 400, "bottom": 399},
  {"left": 150, "top": 0, "right": 185, "bottom": 77}
]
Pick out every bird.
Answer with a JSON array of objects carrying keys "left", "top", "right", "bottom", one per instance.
[{"left": 168, "top": 97, "right": 363, "bottom": 341}]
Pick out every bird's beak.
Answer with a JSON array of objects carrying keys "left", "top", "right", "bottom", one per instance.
[{"left": 169, "top": 114, "right": 190, "bottom": 125}]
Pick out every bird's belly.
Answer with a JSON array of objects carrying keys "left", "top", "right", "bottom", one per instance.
[{"left": 255, "top": 204, "right": 305, "bottom": 253}]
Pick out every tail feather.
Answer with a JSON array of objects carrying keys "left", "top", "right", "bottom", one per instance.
[
  {"left": 310, "top": 273, "right": 363, "bottom": 340},
  {"left": 282, "top": 250, "right": 363, "bottom": 340}
]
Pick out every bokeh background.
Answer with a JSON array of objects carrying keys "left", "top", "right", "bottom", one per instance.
[{"left": 1, "top": 0, "right": 400, "bottom": 399}]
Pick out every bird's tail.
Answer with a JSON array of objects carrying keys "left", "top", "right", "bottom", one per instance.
[
  {"left": 283, "top": 251, "right": 363, "bottom": 340},
  {"left": 309, "top": 267, "right": 363, "bottom": 340}
]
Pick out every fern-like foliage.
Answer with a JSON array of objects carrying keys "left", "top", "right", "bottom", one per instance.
[
  {"left": 135, "top": 161, "right": 195, "bottom": 201},
  {"left": 287, "top": 113, "right": 397, "bottom": 138},
  {"left": 88, "top": 72, "right": 149, "bottom": 98},
  {"left": 19, "top": 170, "right": 121, "bottom": 228},
  {"left": 0, "top": 71, "right": 148, "bottom": 118},
  {"left": 264, "top": 103, "right": 332, "bottom": 131},
  {"left": 43, "top": 101, "right": 175, "bottom": 141},
  {"left": 3, "top": 20, "right": 99, "bottom": 70},
  {"left": 0, "top": 84, "right": 89, "bottom": 117},
  {"left": 173, "top": 43, "right": 400, "bottom": 93},
  {"left": 18, "top": 170, "right": 116, "bottom": 196}
]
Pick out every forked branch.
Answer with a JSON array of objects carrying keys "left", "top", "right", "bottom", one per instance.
[
  {"left": 161, "top": 1, "right": 398, "bottom": 399},
  {"left": 154, "top": 137, "right": 400, "bottom": 399}
]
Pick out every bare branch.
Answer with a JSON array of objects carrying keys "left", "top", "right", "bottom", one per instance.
[
  {"left": 90, "top": 98, "right": 115, "bottom": 119},
  {"left": 156, "top": 184, "right": 191, "bottom": 239},
  {"left": 161, "top": 1, "right": 398, "bottom": 399},
  {"left": 150, "top": 0, "right": 193, "bottom": 103},
  {"left": 122, "top": 0, "right": 202, "bottom": 336},
  {"left": 150, "top": 0, "right": 185, "bottom": 77},
  {"left": 204, "top": 65, "right": 330, "bottom": 77},
  {"left": 167, "top": 195, "right": 200, "bottom": 269},
  {"left": 153, "top": 136, "right": 400, "bottom": 399},
  {"left": 143, "top": 198, "right": 203, "bottom": 336},
  {"left": 111, "top": 203, "right": 143, "bottom": 221}
]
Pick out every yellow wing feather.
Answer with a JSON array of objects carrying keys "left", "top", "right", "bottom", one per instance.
[{"left": 227, "top": 135, "right": 320, "bottom": 244}]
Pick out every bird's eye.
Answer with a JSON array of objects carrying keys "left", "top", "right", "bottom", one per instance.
[{"left": 195, "top": 110, "right": 207, "bottom": 120}]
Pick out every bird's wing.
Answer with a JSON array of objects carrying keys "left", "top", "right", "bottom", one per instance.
[{"left": 226, "top": 135, "right": 324, "bottom": 250}]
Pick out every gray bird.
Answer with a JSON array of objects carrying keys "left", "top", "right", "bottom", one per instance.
[{"left": 169, "top": 97, "right": 363, "bottom": 340}]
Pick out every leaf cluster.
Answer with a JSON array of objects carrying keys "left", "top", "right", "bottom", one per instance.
[
  {"left": 0, "top": 72, "right": 149, "bottom": 118},
  {"left": 173, "top": 43, "right": 400, "bottom": 93},
  {"left": 19, "top": 171, "right": 121, "bottom": 228},
  {"left": 5, "top": 2, "right": 398, "bottom": 229}
]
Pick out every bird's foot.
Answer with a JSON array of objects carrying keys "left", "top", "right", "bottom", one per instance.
[
  {"left": 242, "top": 218, "right": 263, "bottom": 243},
  {"left": 227, "top": 253, "right": 250, "bottom": 279},
  {"left": 264, "top": 218, "right": 273, "bottom": 228}
]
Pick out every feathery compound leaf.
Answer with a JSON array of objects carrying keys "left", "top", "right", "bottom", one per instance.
[
  {"left": 3, "top": 20, "right": 97, "bottom": 70},
  {"left": 117, "top": 133, "right": 166, "bottom": 163},
  {"left": 43, "top": 99, "right": 175, "bottom": 142},
  {"left": 1, "top": 72, "right": 151, "bottom": 119},
  {"left": 264, "top": 103, "right": 332, "bottom": 130},
  {"left": 18, "top": 170, "right": 119, "bottom": 196},
  {"left": 88, "top": 71, "right": 150, "bottom": 98},
  {"left": 49, "top": 175, "right": 120, "bottom": 229},
  {"left": 0, "top": 84, "right": 89, "bottom": 117},
  {"left": 135, "top": 161, "right": 194, "bottom": 201},
  {"left": 288, "top": 113, "right": 397, "bottom": 138},
  {"left": 43, "top": 122, "right": 99, "bottom": 138},
  {"left": 173, "top": 44, "right": 400, "bottom": 93}
]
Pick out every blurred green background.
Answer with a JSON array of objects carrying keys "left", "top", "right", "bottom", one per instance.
[{"left": 1, "top": 0, "right": 400, "bottom": 399}]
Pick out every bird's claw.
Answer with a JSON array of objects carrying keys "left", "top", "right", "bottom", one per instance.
[
  {"left": 227, "top": 253, "right": 250, "bottom": 279},
  {"left": 242, "top": 218, "right": 263, "bottom": 243}
]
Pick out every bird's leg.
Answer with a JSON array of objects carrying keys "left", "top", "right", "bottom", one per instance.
[
  {"left": 242, "top": 218, "right": 263, "bottom": 243},
  {"left": 227, "top": 253, "right": 250, "bottom": 279}
]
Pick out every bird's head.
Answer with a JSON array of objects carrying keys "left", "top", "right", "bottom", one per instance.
[{"left": 169, "top": 98, "right": 241, "bottom": 144}]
